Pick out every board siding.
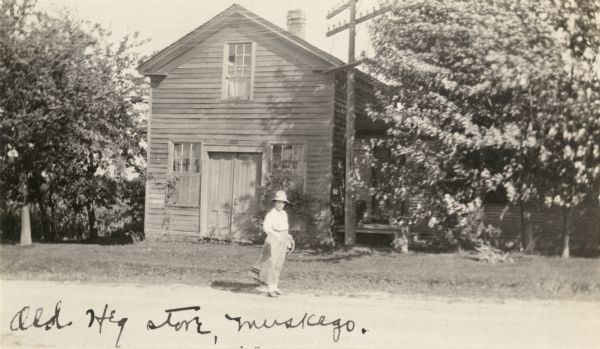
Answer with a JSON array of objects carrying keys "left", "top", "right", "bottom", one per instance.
[{"left": 145, "top": 25, "right": 335, "bottom": 238}]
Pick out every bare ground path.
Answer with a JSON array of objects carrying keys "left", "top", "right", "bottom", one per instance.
[{"left": 1, "top": 279, "right": 599, "bottom": 349}]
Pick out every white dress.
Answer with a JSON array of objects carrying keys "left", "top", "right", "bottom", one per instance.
[{"left": 249, "top": 208, "right": 291, "bottom": 285}]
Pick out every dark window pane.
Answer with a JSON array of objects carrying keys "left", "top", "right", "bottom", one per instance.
[
  {"left": 272, "top": 145, "right": 282, "bottom": 169},
  {"left": 173, "top": 143, "right": 182, "bottom": 172},
  {"left": 173, "top": 154, "right": 179, "bottom": 172},
  {"left": 271, "top": 144, "right": 306, "bottom": 191},
  {"left": 181, "top": 144, "right": 190, "bottom": 172},
  {"left": 228, "top": 44, "right": 235, "bottom": 64},
  {"left": 172, "top": 143, "right": 202, "bottom": 173},
  {"left": 192, "top": 144, "right": 201, "bottom": 173},
  {"left": 282, "top": 145, "right": 293, "bottom": 168}
]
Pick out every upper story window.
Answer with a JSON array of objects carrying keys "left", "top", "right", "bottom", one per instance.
[{"left": 223, "top": 42, "right": 254, "bottom": 99}]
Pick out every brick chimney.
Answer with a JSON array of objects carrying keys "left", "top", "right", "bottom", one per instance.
[{"left": 287, "top": 9, "right": 306, "bottom": 39}]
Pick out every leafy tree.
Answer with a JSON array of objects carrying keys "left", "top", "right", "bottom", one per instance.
[
  {"left": 366, "top": 0, "right": 600, "bottom": 254},
  {"left": 535, "top": 0, "right": 600, "bottom": 257},
  {"left": 0, "top": 0, "right": 148, "bottom": 242},
  {"left": 1, "top": 0, "right": 51, "bottom": 244}
]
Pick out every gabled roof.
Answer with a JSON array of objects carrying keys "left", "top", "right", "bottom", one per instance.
[{"left": 137, "top": 3, "right": 345, "bottom": 76}]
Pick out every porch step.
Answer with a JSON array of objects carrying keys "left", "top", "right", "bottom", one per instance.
[{"left": 335, "top": 224, "right": 402, "bottom": 237}]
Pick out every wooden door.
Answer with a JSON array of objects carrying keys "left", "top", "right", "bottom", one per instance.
[
  {"left": 230, "top": 153, "right": 260, "bottom": 240},
  {"left": 207, "top": 153, "right": 235, "bottom": 238},
  {"left": 207, "top": 152, "right": 261, "bottom": 239}
]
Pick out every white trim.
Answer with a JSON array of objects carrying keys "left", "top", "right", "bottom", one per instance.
[
  {"left": 220, "top": 43, "right": 228, "bottom": 100},
  {"left": 250, "top": 41, "right": 256, "bottom": 99}
]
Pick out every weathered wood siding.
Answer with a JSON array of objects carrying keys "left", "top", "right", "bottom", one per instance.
[{"left": 145, "top": 24, "right": 335, "bottom": 238}]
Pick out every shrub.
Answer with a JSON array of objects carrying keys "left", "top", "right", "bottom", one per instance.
[
  {"left": 421, "top": 195, "right": 502, "bottom": 251},
  {"left": 0, "top": 175, "right": 145, "bottom": 242},
  {"left": 246, "top": 175, "right": 331, "bottom": 246}
]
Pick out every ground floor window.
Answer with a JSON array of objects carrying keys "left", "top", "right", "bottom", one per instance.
[
  {"left": 169, "top": 142, "right": 201, "bottom": 206},
  {"left": 270, "top": 144, "right": 306, "bottom": 192}
]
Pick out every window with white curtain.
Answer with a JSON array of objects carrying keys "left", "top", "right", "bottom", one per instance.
[{"left": 223, "top": 43, "right": 254, "bottom": 99}]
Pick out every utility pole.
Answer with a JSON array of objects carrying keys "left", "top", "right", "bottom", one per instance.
[
  {"left": 326, "top": 1, "right": 392, "bottom": 245},
  {"left": 327, "top": 0, "right": 357, "bottom": 245}
]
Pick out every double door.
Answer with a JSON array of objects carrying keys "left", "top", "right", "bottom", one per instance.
[{"left": 207, "top": 152, "right": 261, "bottom": 239}]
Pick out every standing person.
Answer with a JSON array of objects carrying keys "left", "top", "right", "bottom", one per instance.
[{"left": 249, "top": 190, "right": 295, "bottom": 297}]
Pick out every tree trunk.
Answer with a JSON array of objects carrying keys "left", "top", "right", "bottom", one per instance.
[
  {"left": 520, "top": 203, "right": 535, "bottom": 253},
  {"left": 37, "top": 199, "right": 49, "bottom": 241},
  {"left": 20, "top": 204, "right": 32, "bottom": 246},
  {"left": 87, "top": 201, "right": 98, "bottom": 241},
  {"left": 19, "top": 175, "right": 32, "bottom": 246},
  {"left": 561, "top": 207, "right": 570, "bottom": 259},
  {"left": 48, "top": 192, "right": 57, "bottom": 241}
]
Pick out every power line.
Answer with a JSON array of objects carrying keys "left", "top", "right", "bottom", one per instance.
[
  {"left": 326, "top": 0, "right": 392, "bottom": 246},
  {"left": 327, "top": 0, "right": 358, "bottom": 246},
  {"left": 326, "top": 1, "right": 392, "bottom": 37}
]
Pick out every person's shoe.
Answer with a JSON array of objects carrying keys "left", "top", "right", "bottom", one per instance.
[
  {"left": 267, "top": 291, "right": 279, "bottom": 298},
  {"left": 274, "top": 288, "right": 284, "bottom": 295}
]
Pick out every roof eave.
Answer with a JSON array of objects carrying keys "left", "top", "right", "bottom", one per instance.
[{"left": 137, "top": 4, "right": 344, "bottom": 76}]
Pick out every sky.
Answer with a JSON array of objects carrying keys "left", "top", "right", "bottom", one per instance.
[{"left": 39, "top": 0, "right": 384, "bottom": 62}]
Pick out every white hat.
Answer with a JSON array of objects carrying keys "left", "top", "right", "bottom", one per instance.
[{"left": 272, "top": 190, "right": 289, "bottom": 203}]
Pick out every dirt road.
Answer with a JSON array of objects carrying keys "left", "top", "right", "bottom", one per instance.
[{"left": 1, "top": 279, "right": 599, "bottom": 349}]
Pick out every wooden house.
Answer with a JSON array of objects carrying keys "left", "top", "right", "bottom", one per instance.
[
  {"left": 137, "top": 3, "right": 599, "bottom": 251},
  {"left": 137, "top": 4, "right": 383, "bottom": 243}
]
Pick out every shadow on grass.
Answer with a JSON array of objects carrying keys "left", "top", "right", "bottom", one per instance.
[
  {"left": 1, "top": 231, "right": 145, "bottom": 246},
  {"left": 291, "top": 247, "right": 375, "bottom": 263},
  {"left": 210, "top": 280, "right": 264, "bottom": 295}
]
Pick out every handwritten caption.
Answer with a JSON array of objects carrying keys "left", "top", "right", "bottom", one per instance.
[{"left": 9, "top": 301, "right": 365, "bottom": 348}]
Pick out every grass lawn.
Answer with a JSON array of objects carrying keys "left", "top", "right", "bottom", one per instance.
[{"left": 1, "top": 241, "right": 599, "bottom": 301}]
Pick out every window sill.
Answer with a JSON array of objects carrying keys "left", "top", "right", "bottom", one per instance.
[
  {"left": 165, "top": 204, "right": 200, "bottom": 209},
  {"left": 221, "top": 97, "right": 253, "bottom": 102}
]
